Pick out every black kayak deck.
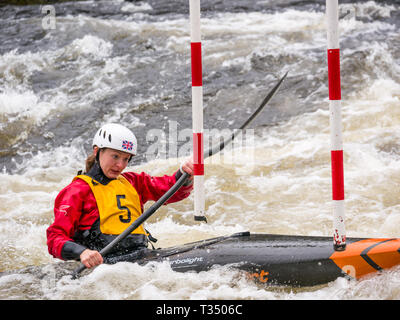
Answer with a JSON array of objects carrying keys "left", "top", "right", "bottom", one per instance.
[{"left": 104, "top": 232, "right": 400, "bottom": 287}]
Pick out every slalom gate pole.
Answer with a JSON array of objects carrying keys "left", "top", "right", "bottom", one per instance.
[
  {"left": 326, "top": 0, "right": 346, "bottom": 251},
  {"left": 189, "top": 0, "right": 206, "bottom": 222}
]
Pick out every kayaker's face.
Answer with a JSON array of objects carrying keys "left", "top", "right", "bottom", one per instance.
[{"left": 97, "top": 148, "right": 131, "bottom": 179}]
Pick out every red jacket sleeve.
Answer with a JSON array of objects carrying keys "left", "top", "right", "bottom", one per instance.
[
  {"left": 122, "top": 170, "right": 193, "bottom": 207},
  {"left": 46, "top": 179, "right": 98, "bottom": 260}
]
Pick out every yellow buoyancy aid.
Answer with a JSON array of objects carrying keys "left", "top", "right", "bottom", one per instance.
[{"left": 75, "top": 174, "right": 146, "bottom": 236}]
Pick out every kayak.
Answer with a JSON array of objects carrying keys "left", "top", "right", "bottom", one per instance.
[
  {"left": 102, "top": 231, "right": 400, "bottom": 287},
  {"left": 2, "top": 231, "right": 398, "bottom": 287}
]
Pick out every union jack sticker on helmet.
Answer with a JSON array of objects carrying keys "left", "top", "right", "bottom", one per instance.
[{"left": 122, "top": 140, "right": 133, "bottom": 151}]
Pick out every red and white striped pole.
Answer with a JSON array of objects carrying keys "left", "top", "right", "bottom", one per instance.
[
  {"left": 189, "top": 0, "right": 206, "bottom": 222},
  {"left": 326, "top": 0, "right": 346, "bottom": 251}
]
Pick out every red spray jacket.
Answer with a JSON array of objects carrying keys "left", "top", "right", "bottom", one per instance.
[{"left": 46, "top": 170, "right": 192, "bottom": 260}]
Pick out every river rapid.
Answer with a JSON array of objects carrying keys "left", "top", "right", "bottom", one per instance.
[{"left": 0, "top": 0, "right": 399, "bottom": 300}]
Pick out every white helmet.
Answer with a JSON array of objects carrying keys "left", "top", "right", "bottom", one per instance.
[{"left": 93, "top": 123, "right": 137, "bottom": 156}]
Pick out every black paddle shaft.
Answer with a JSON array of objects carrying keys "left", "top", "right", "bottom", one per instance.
[
  {"left": 71, "top": 72, "right": 288, "bottom": 278},
  {"left": 206, "top": 71, "right": 288, "bottom": 158}
]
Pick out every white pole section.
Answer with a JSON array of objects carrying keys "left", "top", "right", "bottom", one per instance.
[
  {"left": 189, "top": 0, "right": 206, "bottom": 222},
  {"left": 326, "top": 0, "right": 346, "bottom": 251}
]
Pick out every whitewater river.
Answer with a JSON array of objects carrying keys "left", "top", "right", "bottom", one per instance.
[{"left": 0, "top": 0, "right": 399, "bottom": 299}]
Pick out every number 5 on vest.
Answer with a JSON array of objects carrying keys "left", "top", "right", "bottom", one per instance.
[{"left": 116, "top": 195, "right": 132, "bottom": 223}]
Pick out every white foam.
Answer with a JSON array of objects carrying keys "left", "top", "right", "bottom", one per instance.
[
  {"left": 121, "top": 2, "right": 153, "bottom": 13},
  {"left": 69, "top": 35, "right": 113, "bottom": 59}
]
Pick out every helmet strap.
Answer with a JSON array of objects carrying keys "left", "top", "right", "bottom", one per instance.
[{"left": 95, "top": 150, "right": 101, "bottom": 163}]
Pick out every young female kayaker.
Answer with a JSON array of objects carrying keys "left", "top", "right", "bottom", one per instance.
[{"left": 47, "top": 123, "right": 193, "bottom": 269}]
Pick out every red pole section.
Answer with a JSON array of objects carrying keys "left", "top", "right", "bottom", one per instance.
[
  {"left": 327, "top": 48, "right": 341, "bottom": 100},
  {"left": 189, "top": 0, "right": 206, "bottom": 222},
  {"left": 191, "top": 42, "right": 203, "bottom": 87},
  {"left": 327, "top": 0, "right": 346, "bottom": 251}
]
